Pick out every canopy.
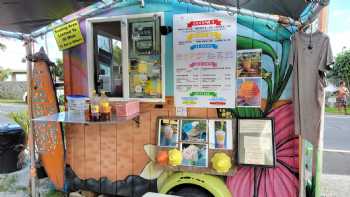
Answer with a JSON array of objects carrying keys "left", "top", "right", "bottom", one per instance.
[
  {"left": 0, "top": 0, "right": 98, "bottom": 34},
  {"left": 208, "top": 0, "right": 310, "bottom": 20},
  {"left": 0, "top": 0, "right": 329, "bottom": 39}
]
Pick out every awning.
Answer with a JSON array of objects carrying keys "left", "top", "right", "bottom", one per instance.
[
  {"left": 205, "top": 0, "right": 311, "bottom": 21},
  {"left": 0, "top": 0, "right": 329, "bottom": 39},
  {"left": 0, "top": 0, "right": 98, "bottom": 34}
]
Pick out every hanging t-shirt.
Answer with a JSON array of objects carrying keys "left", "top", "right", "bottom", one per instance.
[{"left": 288, "top": 30, "right": 333, "bottom": 146}]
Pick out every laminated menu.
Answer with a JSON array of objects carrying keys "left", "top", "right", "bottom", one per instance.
[{"left": 173, "top": 12, "right": 237, "bottom": 108}]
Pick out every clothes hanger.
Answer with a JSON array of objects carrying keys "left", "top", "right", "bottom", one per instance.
[
  {"left": 298, "top": 22, "right": 313, "bottom": 50},
  {"left": 307, "top": 24, "right": 313, "bottom": 50}
]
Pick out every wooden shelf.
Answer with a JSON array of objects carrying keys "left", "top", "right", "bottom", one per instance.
[{"left": 32, "top": 112, "right": 140, "bottom": 126}]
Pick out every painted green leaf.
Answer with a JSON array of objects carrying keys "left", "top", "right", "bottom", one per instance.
[{"left": 237, "top": 36, "right": 278, "bottom": 61}]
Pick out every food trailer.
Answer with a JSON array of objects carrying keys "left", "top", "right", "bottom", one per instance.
[{"left": 0, "top": 0, "right": 331, "bottom": 196}]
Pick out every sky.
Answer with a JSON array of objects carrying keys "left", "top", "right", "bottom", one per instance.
[
  {"left": 0, "top": 1, "right": 348, "bottom": 72},
  {"left": 0, "top": 31, "right": 62, "bottom": 71},
  {"left": 328, "top": 0, "right": 350, "bottom": 55}
]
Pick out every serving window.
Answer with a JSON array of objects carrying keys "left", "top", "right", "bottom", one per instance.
[{"left": 87, "top": 13, "right": 164, "bottom": 102}]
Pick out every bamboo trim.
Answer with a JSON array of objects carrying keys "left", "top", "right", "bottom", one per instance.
[{"left": 24, "top": 36, "right": 37, "bottom": 197}]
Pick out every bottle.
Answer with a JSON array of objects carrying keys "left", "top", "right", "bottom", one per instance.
[
  {"left": 100, "top": 91, "right": 111, "bottom": 121},
  {"left": 90, "top": 90, "right": 100, "bottom": 121},
  {"left": 84, "top": 99, "right": 90, "bottom": 121}
]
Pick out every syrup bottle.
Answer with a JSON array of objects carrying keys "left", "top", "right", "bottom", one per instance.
[
  {"left": 90, "top": 90, "right": 100, "bottom": 121},
  {"left": 100, "top": 91, "right": 111, "bottom": 121}
]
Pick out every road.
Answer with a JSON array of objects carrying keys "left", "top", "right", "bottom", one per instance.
[
  {"left": 0, "top": 103, "right": 27, "bottom": 124},
  {"left": 323, "top": 114, "right": 350, "bottom": 175}
]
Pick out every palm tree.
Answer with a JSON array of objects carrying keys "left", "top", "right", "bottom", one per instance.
[
  {"left": 0, "top": 67, "right": 11, "bottom": 81},
  {"left": 0, "top": 42, "right": 6, "bottom": 51}
]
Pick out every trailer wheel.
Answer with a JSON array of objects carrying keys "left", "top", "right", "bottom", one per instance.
[{"left": 169, "top": 185, "right": 213, "bottom": 197}]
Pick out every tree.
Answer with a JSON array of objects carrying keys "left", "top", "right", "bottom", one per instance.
[
  {"left": 0, "top": 67, "right": 11, "bottom": 81},
  {"left": 113, "top": 45, "right": 122, "bottom": 65},
  {"left": 328, "top": 49, "right": 350, "bottom": 86},
  {"left": 0, "top": 43, "right": 6, "bottom": 51},
  {"left": 50, "top": 59, "right": 64, "bottom": 81}
]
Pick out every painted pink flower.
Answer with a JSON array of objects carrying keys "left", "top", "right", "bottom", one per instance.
[{"left": 227, "top": 104, "right": 299, "bottom": 197}]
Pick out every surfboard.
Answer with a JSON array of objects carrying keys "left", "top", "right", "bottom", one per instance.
[{"left": 31, "top": 48, "right": 65, "bottom": 190}]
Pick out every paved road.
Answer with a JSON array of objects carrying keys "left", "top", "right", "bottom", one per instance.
[
  {"left": 323, "top": 114, "right": 350, "bottom": 175},
  {"left": 0, "top": 103, "right": 27, "bottom": 124},
  {"left": 324, "top": 115, "right": 350, "bottom": 150}
]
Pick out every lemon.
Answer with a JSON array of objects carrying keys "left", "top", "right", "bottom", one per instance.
[
  {"left": 211, "top": 153, "right": 232, "bottom": 173},
  {"left": 168, "top": 149, "right": 182, "bottom": 166}
]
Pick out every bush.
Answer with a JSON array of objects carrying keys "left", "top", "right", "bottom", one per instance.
[{"left": 8, "top": 111, "right": 29, "bottom": 137}]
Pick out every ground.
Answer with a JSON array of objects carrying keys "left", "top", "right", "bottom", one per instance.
[
  {"left": 0, "top": 103, "right": 349, "bottom": 196},
  {"left": 321, "top": 114, "right": 350, "bottom": 197},
  {"left": 0, "top": 103, "right": 26, "bottom": 124}
]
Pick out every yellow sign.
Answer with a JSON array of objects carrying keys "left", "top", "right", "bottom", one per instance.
[
  {"left": 53, "top": 20, "right": 84, "bottom": 50},
  {"left": 186, "top": 32, "right": 221, "bottom": 41}
]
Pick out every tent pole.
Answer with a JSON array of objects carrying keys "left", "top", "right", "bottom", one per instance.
[
  {"left": 24, "top": 36, "right": 37, "bottom": 197},
  {"left": 180, "top": 0, "right": 303, "bottom": 26}
]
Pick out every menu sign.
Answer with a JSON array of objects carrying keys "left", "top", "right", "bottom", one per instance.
[
  {"left": 173, "top": 12, "right": 237, "bottom": 108},
  {"left": 237, "top": 118, "right": 276, "bottom": 167}
]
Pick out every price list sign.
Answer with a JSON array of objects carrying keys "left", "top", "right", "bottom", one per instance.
[{"left": 173, "top": 12, "right": 237, "bottom": 108}]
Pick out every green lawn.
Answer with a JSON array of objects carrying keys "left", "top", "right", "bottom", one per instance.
[
  {"left": 325, "top": 106, "right": 350, "bottom": 115},
  {"left": 0, "top": 99, "right": 25, "bottom": 104}
]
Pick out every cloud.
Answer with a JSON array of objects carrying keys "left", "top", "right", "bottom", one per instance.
[
  {"left": 0, "top": 38, "right": 26, "bottom": 70},
  {"left": 328, "top": 31, "right": 350, "bottom": 56}
]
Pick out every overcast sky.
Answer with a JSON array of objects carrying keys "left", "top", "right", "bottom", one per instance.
[
  {"left": 328, "top": 0, "right": 350, "bottom": 55},
  {"left": 0, "top": 1, "right": 348, "bottom": 71},
  {"left": 0, "top": 31, "right": 61, "bottom": 71}
]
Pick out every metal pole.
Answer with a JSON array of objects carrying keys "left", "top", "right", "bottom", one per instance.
[{"left": 24, "top": 36, "right": 37, "bottom": 197}]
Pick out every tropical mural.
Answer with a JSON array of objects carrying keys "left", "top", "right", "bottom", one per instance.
[{"left": 218, "top": 15, "right": 299, "bottom": 197}]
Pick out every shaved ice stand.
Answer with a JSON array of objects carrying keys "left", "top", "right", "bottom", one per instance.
[{"left": 0, "top": 0, "right": 331, "bottom": 196}]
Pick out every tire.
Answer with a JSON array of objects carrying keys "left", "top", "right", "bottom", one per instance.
[{"left": 170, "top": 185, "right": 213, "bottom": 197}]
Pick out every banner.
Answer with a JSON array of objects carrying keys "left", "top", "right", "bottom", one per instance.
[{"left": 173, "top": 12, "right": 237, "bottom": 108}]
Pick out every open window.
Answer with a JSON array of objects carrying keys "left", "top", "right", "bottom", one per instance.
[{"left": 87, "top": 13, "right": 164, "bottom": 102}]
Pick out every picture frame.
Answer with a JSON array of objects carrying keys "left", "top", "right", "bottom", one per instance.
[
  {"left": 180, "top": 119, "right": 208, "bottom": 143},
  {"left": 208, "top": 119, "right": 233, "bottom": 150},
  {"left": 157, "top": 119, "right": 180, "bottom": 148},
  {"left": 237, "top": 118, "right": 276, "bottom": 167},
  {"left": 156, "top": 117, "right": 236, "bottom": 175},
  {"left": 181, "top": 143, "right": 208, "bottom": 168},
  {"left": 236, "top": 77, "right": 262, "bottom": 107},
  {"left": 236, "top": 49, "right": 262, "bottom": 78}
]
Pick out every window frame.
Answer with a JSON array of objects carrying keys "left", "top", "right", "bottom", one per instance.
[{"left": 86, "top": 12, "right": 165, "bottom": 102}]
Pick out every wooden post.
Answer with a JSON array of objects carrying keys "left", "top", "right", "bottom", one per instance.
[{"left": 25, "top": 36, "right": 37, "bottom": 197}]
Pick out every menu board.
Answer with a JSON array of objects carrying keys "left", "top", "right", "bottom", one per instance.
[
  {"left": 237, "top": 118, "right": 276, "bottom": 167},
  {"left": 173, "top": 12, "right": 237, "bottom": 108}
]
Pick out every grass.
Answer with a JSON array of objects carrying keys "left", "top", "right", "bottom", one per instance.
[
  {"left": 44, "top": 190, "right": 65, "bottom": 197},
  {"left": 325, "top": 106, "right": 350, "bottom": 115},
  {"left": 0, "top": 98, "right": 25, "bottom": 104}
]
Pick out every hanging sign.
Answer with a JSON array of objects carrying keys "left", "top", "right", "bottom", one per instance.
[
  {"left": 173, "top": 12, "right": 237, "bottom": 108},
  {"left": 53, "top": 20, "right": 84, "bottom": 51}
]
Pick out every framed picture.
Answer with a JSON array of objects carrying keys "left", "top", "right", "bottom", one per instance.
[
  {"left": 236, "top": 78, "right": 261, "bottom": 107},
  {"left": 181, "top": 119, "right": 208, "bottom": 143},
  {"left": 158, "top": 119, "right": 180, "bottom": 148},
  {"left": 236, "top": 49, "right": 262, "bottom": 78},
  {"left": 237, "top": 118, "right": 276, "bottom": 167},
  {"left": 209, "top": 119, "right": 233, "bottom": 149},
  {"left": 181, "top": 143, "right": 208, "bottom": 167}
]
